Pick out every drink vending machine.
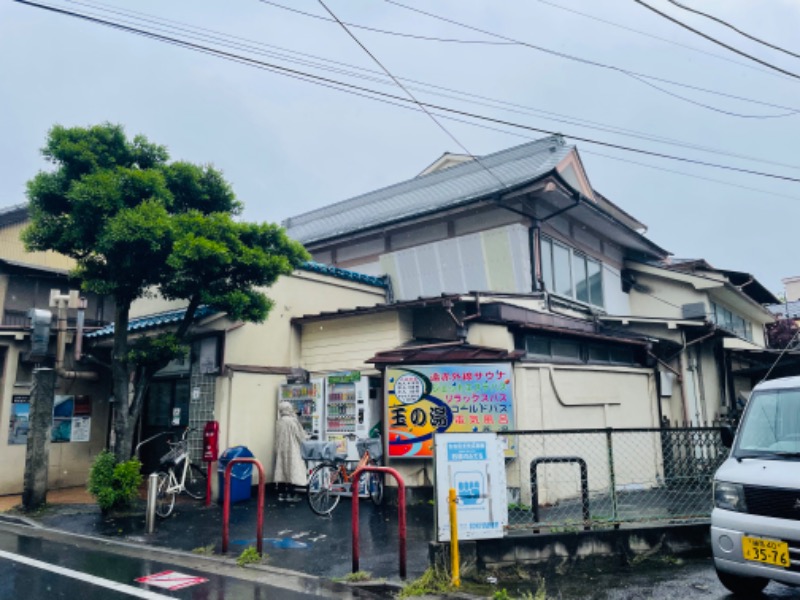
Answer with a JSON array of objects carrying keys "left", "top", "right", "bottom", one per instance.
[
  {"left": 278, "top": 379, "right": 323, "bottom": 437},
  {"left": 324, "top": 371, "right": 378, "bottom": 461}
]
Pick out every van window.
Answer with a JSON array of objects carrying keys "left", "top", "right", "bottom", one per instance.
[{"left": 737, "top": 388, "right": 800, "bottom": 455}]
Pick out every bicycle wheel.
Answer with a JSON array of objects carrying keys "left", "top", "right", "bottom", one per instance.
[
  {"left": 184, "top": 463, "right": 208, "bottom": 500},
  {"left": 155, "top": 471, "right": 176, "bottom": 518},
  {"left": 307, "top": 462, "right": 342, "bottom": 516},
  {"left": 368, "top": 470, "right": 384, "bottom": 506}
]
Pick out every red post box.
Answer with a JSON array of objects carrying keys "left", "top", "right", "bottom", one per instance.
[{"left": 203, "top": 420, "right": 219, "bottom": 462}]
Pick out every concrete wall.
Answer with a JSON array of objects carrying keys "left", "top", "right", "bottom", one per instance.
[
  {"left": 214, "top": 371, "right": 285, "bottom": 483},
  {"left": 510, "top": 364, "right": 659, "bottom": 506},
  {"left": 0, "top": 343, "right": 111, "bottom": 495},
  {"left": 224, "top": 271, "right": 387, "bottom": 368}
]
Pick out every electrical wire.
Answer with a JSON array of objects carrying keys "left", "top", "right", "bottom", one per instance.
[
  {"left": 315, "top": 0, "right": 507, "bottom": 190},
  {"left": 634, "top": 0, "right": 800, "bottom": 80},
  {"left": 760, "top": 328, "right": 800, "bottom": 383},
  {"left": 666, "top": 0, "right": 800, "bottom": 61},
  {"left": 56, "top": 0, "right": 800, "bottom": 170},
  {"left": 256, "top": 0, "right": 513, "bottom": 45},
  {"left": 384, "top": 0, "right": 799, "bottom": 118},
  {"left": 15, "top": 0, "right": 800, "bottom": 185},
  {"left": 533, "top": 0, "right": 794, "bottom": 81}
]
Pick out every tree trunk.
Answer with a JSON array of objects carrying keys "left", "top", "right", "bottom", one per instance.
[{"left": 111, "top": 304, "right": 133, "bottom": 463}]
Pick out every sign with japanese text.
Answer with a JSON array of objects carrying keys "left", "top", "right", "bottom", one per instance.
[
  {"left": 434, "top": 432, "right": 508, "bottom": 541},
  {"left": 386, "top": 363, "right": 514, "bottom": 459}
]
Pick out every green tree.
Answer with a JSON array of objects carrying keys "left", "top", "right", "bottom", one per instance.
[{"left": 24, "top": 123, "right": 309, "bottom": 461}]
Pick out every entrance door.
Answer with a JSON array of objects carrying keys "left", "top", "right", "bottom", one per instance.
[{"left": 139, "top": 379, "right": 190, "bottom": 473}]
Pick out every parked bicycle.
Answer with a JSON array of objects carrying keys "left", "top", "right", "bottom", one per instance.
[
  {"left": 304, "top": 437, "right": 384, "bottom": 516},
  {"left": 136, "top": 427, "right": 207, "bottom": 518}
]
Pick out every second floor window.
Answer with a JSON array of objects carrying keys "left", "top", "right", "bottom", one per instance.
[
  {"left": 540, "top": 236, "right": 604, "bottom": 308},
  {"left": 711, "top": 302, "right": 753, "bottom": 341}
]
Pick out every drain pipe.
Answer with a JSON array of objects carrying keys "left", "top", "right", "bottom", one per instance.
[{"left": 51, "top": 290, "right": 99, "bottom": 381}]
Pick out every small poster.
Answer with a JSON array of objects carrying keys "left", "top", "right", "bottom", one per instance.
[
  {"left": 71, "top": 416, "right": 91, "bottom": 442},
  {"left": 8, "top": 395, "right": 30, "bottom": 445},
  {"left": 52, "top": 395, "right": 75, "bottom": 443}
]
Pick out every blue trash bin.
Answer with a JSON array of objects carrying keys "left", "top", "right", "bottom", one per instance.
[{"left": 218, "top": 446, "right": 255, "bottom": 503}]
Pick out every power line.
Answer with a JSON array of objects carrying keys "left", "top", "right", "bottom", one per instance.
[
  {"left": 384, "top": 0, "right": 799, "bottom": 118},
  {"left": 256, "top": 0, "right": 513, "bottom": 45},
  {"left": 533, "top": 0, "right": 794, "bottom": 81},
  {"left": 57, "top": 0, "right": 800, "bottom": 171},
  {"left": 15, "top": 0, "right": 800, "bottom": 185},
  {"left": 666, "top": 0, "right": 800, "bottom": 61},
  {"left": 315, "top": 0, "right": 507, "bottom": 190},
  {"left": 634, "top": 0, "right": 800, "bottom": 80}
]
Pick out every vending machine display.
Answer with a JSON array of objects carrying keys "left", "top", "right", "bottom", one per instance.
[
  {"left": 278, "top": 379, "right": 323, "bottom": 437},
  {"left": 324, "top": 371, "right": 376, "bottom": 460}
]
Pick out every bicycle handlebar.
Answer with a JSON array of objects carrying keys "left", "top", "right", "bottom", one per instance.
[{"left": 134, "top": 427, "right": 197, "bottom": 457}]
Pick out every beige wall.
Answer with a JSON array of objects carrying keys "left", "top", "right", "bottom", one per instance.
[
  {"left": 214, "top": 371, "right": 285, "bottom": 485},
  {"left": 0, "top": 222, "right": 75, "bottom": 271},
  {"left": 300, "top": 312, "right": 413, "bottom": 373},
  {"left": 219, "top": 271, "right": 386, "bottom": 368},
  {"left": 0, "top": 343, "right": 111, "bottom": 495},
  {"left": 509, "top": 364, "right": 659, "bottom": 505}
]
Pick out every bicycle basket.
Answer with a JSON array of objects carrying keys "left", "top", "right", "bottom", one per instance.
[
  {"left": 160, "top": 441, "right": 187, "bottom": 465},
  {"left": 356, "top": 438, "right": 383, "bottom": 462},
  {"left": 301, "top": 440, "right": 344, "bottom": 462}
]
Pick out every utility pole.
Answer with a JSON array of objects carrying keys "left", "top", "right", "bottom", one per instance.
[{"left": 22, "top": 367, "right": 55, "bottom": 511}]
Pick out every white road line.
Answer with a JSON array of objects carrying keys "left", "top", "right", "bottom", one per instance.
[{"left": 0, "top": 549, "right": 175, "bottom": 599}]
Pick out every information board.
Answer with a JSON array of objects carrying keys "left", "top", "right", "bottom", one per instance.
[{"left": 434, "top": 432, "right": 508, "bottom": 541}]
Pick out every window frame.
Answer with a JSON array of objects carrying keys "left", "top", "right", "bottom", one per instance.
[{"left": 540, "top": 235, "right": 604, "bottom": 309}]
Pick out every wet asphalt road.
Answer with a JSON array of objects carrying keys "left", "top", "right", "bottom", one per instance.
[
  {"left": 34, "top": 494, "right": 433, "bottom": 583},
  {"left": 0, "top": 522, "right": 382, "bottom": 600},
  {"left": 497, "top": 556, "right": 800, "bottom": 599}
]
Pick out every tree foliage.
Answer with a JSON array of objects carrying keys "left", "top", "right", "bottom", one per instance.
[
  {"left": 24, "top": 123, "right": 309, "bottom": 460},
  {"left": 766, "top": 317, "right": 800, "bottom": 350}
]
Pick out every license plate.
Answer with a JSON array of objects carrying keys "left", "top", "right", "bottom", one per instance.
[{"left": 742, "top": 536, "right": 790, "bottom": 568}]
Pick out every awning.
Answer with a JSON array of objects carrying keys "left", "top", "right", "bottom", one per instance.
[{"left": 368, "top": 342, "right": 524, "bottom": 365}]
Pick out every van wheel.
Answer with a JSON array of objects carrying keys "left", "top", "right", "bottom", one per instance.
[{"left": 716, "top": 568, "right": 768, "bottom": 596}]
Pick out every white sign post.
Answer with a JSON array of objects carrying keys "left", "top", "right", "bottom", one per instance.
[{"left": 434, "top": 432, "right": 507, "bottom": 541}]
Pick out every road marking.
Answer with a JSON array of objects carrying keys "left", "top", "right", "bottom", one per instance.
[
  {"left": 0, "top": 549, "right": 174, "bottom": 599},
  {"left": 136, "top": 570, "right": 208, "bottom": 590}
]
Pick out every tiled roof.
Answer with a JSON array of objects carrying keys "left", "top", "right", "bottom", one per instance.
[
  {"left": 769, "top": 300, "right": 800, "bottom": 319},
  {"left": 85, "top": 263, "right": 384, "bottom": 339},
  {"left": 85, "top": 305, "right": 217, "bottom": 339},
  {"left": 299, "top": 261, "right": 387, "bottom": 288},
  {"left": 283, "top": 136, "right": 571, "bottom": 244}
]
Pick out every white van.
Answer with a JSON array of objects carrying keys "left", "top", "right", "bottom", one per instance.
[{"left": 712, "top": 375, "right": 800, "bottom": 595}]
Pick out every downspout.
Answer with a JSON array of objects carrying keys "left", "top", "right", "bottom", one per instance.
[{"left": 55, "top": 295, "right": 98, "bottom": 381}]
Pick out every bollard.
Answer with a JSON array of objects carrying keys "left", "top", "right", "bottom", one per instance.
[
  {"left": 449, "top": 488, "right": 460, "bottom": 587},
  {"left": 146, "top": 472, "right": 158, "bottom": 534}
]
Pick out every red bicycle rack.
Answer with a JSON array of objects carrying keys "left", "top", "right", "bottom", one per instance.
[
  {"left": 350, "top": 466, "right": 407, "bottom": 579},
  {"left": 221, "top": 457, "right": 265, "bottom": 555}
]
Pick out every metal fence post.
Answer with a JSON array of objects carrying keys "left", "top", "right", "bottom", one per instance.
[
  {"left": 146, "top": 472, "right": 158, "bottom": 534},
  {"left": 605, "top": 428, "right": 618, "bottom": 524}
]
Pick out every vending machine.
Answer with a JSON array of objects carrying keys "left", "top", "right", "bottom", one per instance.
[
  {"left": 323, "top": 371, "right": 379, "bottom": 461},
  {"left": 278, "top": 379, "right": 324, "bottom": 438}
]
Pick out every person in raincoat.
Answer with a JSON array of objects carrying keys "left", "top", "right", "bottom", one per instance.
[{"left": 274, "top": 401, "right": 308, "bottom": 502}]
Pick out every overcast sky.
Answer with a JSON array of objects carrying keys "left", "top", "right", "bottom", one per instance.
[{"left": 1, "top": 0, "right": 798, "bottom": 296}]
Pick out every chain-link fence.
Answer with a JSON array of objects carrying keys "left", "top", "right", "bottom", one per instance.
[{"left": 505, "top": 427, "right": 727, "bottom": 532}]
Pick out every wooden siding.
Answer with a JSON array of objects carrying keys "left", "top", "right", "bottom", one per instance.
[{"left": 300, "top": 312, "right": 413, "bottom": 372}]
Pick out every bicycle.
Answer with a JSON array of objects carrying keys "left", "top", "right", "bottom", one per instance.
[
  {"left": 138, "top": 427, "right": 207, "bottom": 518},
  {"left": 305, "top": 437, "right": 384, "bottom": 516}
]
